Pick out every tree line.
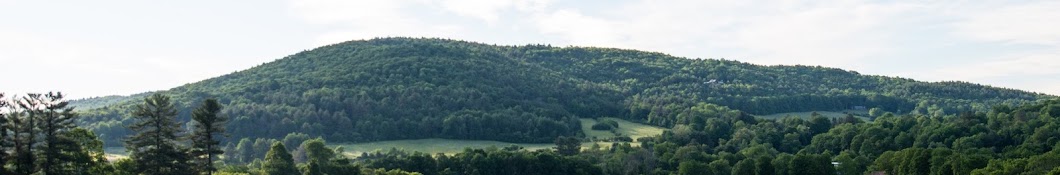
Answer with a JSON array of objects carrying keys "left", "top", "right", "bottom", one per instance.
[
  {"left": 73, "top": 37, "right": 1051, "bottom": 147},
  {"left": 0, "top": 92, "right": 226, "bottom": 175},
  {"left": 345, "top": 99, "right": 1060, "bottom": 175}
]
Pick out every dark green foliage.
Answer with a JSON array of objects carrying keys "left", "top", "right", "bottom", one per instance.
[
  {"left": 64, "top": 128, "right": 108, "bottom": 174},
  {"left": 225, "top": 138, "right": 280, "bottom": 165},
  {"left": 19, "top": 38, "right": 1056, "bottom": 175},
  {"left": 300, "top": 138, "right": 335, "bottom": 164},
  {"left": 360, "top": 148, "right": 601, "bottom": 175},
  {"left": 731, "top": 158, "right": 756, "bottom": 175},
  {"left": 677, "top": 161, "right": 707, "bottom": 175},
  {"left": 125, "top": 93, "right": 192, "bottom": 175},
  {"left": 303, "top": 160, "right": 324, "bottom": 175},
  {"left": 73, "top": 38, "right": 1050, "bottom": 146},
  {"left": 262, "top": 143, "right": 299, "bottom": 175},
  {"left": 788, "top": 153, "right": 835, "bottom": 175},
  {"left": 0, "top": 93, "right": 10, "bottom": 175},
  {"left": 833, "top": 151, "right": 868, "bottom": 175},
  {"left": 555, "top": 136, "right": 581, "bottom": 156},
  {"left": 591, "top": 119, "right": 620, "bottom": 130},
  {"left": 10, "top": 95, "right": 39, "bottom": 174},
  {"left": 282, "top": 133, "right": 310, "bottom": 152},
  {"left": 252, "top": 99, "right": 1059, "bottom": 175},
  {"left": 590, "top": 122, "right": 614, "bottom": 130},
  {"left": 754, "top": 156, "right": 775, "bottom": 175},
  {"left": 189, "top": 98, "right": 226, "bottom": 175},
  {"left": 1, "top": 93, "right": 111, "bottom": 175}
]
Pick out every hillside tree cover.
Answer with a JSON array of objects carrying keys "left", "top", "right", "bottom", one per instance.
[
  {"left": 72, "top": 38, "right": 1050, "bottom": 147},
  {"left": 5, "top": 38, "right": 1060, "bottom": 175},
  {"left": 334, "top": 99, "right": 1060, "bottom": 175}
]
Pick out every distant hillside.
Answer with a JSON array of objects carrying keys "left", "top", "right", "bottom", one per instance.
[{"left": 74, "top": 37, "right": 1051, "bottom": 146}]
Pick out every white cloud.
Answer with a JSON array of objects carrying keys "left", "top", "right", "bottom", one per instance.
[
  {"left": 437, "top": 0, "right": 553, "bottom": 22},
  {"left": 289, "top": 0, "right": 417, "bottom": 25},
  {"left": 290, "top": 0, "right": 438, "bottom": 45},
  {"left": 438, "top": 0, "right": 511, "bottom": 22},
  {"left": 920, "top": 51, "right": 1060, "bottom": 95},
  {"left": 932, "top": 52, "right": 1060, "bottom": 80},
  {"left": 953, "top": 1, "right": 1060, "bottom": 45},
  {"left": 1040, "top": 82, "right": 1060, "bottom": 96},
  {"left": 289, "top": 0, "right": 553, "bottom": 46},
  {"left": 0, "top": 30, "right": 256, "bottom": 99},
  {"left": 533, "top": 9, "right": 624, "bottom": 47},
  {"left": 529, "top": 0, "right": 920, "bottom": 70}
]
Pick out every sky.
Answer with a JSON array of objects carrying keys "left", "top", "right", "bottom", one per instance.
[{"left": 1, "top": 0, "right": 1059, "bottom": 99}]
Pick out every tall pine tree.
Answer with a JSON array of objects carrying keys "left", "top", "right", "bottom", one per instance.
[
  {"left": 189, "top": 98, "right": 226, "bottom": 175},
  {"left": 11, "top": 94, "right": 41, "bottom": 175},
  {"left": 126, "top": 93, "right": 191, "bottom": 175},
  {"left": 36, "top": 92, "right": 80, "bottom": 174},
  {"left": 0, "top": 93, "right": 9, "bottom": 175}
]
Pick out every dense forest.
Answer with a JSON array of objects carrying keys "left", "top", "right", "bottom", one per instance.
[
  {"left": 5, "top": 38, "right": 1060, "bottom": 174},
  {"left": 71, "top": 38, "right": 1051, "bottom": 146},
  {"left": 9, "top": 93, "right": 1060, "bottom": 174},
  {"left": 351, "top": 99, "right": 1060, "bottom": 175}
]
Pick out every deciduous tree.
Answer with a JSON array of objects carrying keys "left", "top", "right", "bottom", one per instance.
[{"left": 262, "top": 142, "right": 299, "bottom": 175}]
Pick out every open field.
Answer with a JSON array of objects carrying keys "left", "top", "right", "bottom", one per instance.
[
  {"left": 335, "top": 117, "right": 667, "bottom": 157},
  {"left": 331, "top": 139, "right": 556, "bottom": 157},
  {"left": 103, "top": 147, "right": 127, "bottom": 161},
  {"left": 580, "top": 117, "right": 667, "bottom": 141},
  {"left": 103, "top": 117, "right": 670, "bottom": 159}
]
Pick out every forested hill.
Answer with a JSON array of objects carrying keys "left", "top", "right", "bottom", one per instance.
[{"left": 74, "top": 37, "right": 1051, "bottom": 146}]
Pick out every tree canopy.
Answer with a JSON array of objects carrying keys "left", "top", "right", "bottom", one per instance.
[{"left": 71, "top": 38, "right": 1052, "bottom": 146}]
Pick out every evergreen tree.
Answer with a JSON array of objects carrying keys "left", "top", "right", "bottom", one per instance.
[
  {"left": 189, "top": 98, "right": 227, "bottom": 175},
  {"left": 36, "top": 92, "right": 80, "bottom": 174},
  {"left": 125, "top": 93, "right": 191, "bottom": 175},
  {"left": 11, "top": 94, "right": 40, "bottom": 175},
  {"left": 262, "top": 142, "right": 299, "bottom": 175},
  {"left": 0, "top": 93, "right": 9, "bottom": 175}
]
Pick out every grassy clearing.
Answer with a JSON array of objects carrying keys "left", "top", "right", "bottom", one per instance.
[
  {"left": 580, "top": 117, "right": 666, "bottom": 141},
  {"left": 335, "top": 117, "right": 667, "bottom": 157},
  {"left": 104, "top": 147, "right": 127, "bottom": 161},
  {"left": 104, "top": 118, "right": 670, "bottom": 159},
  {"left": 756, "top": 109, "right": 871, "bottom": 121},
  {"left": 331, "top": 139, "right": 556, "bottom": 157}
]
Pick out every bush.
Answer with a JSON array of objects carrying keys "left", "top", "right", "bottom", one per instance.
[
  {"left": 591, "top": 123, "right": 614, "bottom": 130},
  {"left": 591, "top": 119, "right": 620, "bottom": 130},
  {"left": 610, "top": 136, "right": 633, "bottom": 142}
]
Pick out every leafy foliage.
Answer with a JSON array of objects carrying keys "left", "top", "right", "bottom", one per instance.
[
  {"left": 262, "top": 143, "right": 299, "bottom": 175},
  {"left": 72, "top": 38, "right": 1050, "bottom": 146}
]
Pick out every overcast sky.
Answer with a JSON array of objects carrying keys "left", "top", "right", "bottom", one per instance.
[{"left": 1, "top": 0, "right": 1059, "bottom": 99}]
